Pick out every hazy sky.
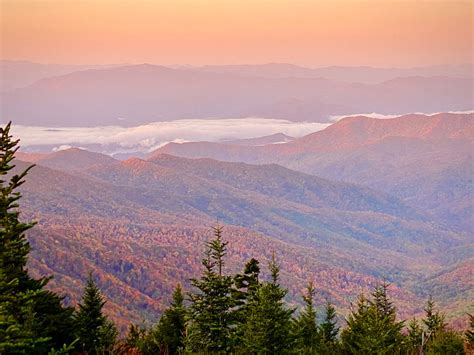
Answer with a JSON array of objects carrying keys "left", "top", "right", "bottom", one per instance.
[{"left": 1, "top": 0, "right": 472, "bottom": 67}]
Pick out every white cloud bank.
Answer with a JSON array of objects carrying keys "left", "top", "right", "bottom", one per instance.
[
  {"left": 13, "top": 111, "right": 472, "bottom": 155},
  {"left": 12, "top": 118, "right": 331, "bottom": 154}
]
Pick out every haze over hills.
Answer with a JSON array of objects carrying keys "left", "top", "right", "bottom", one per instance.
[
  {"left": 3, "top": 61, "right": 471, "bottom": 93},
  {"left": 222, "top": 132, "right": 295, "bottom": 146},
  {"left": 3, "top": 0, "right": 473, "bottom": 350},
  {"left": 7, "top": 111, "right": 472, "bottom": 334},
  {"left": 0, "top": 60, "right": 121, "bottom": 92},
  {"left": 155, "top": 112, "right": 474, "bottom": 233},
  {"left": 2, "top": 63, "right": 472, "bottom": 126},
  {"left": 190, "top": 63, "right": 474, "bottom": 83},
  {"left": 15, "top": 146, "right": 472, "bottom": 329}
]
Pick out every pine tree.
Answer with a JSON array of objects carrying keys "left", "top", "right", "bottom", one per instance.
[
  {"left": 186, "top": 226, "right": 236, "bottom": 353},
  {"left": 423, "top": 296, "right": 446, "bottom": 339},
  {"left": 153, "top": 284, "right": 186, "bottom": 354},
  {"left": 341, "top": 283, "right": 404, "bottom": 354},
  {"left": 426, "top": 330, "right": 465, "bottom": 355},
  {"left": 233, "top": 258, "right": 260, "bottom": 303},
  {"left": 293, "top": 282, "right": 320, "bottom": 353},
  {"left": 340, "top": 294, "right": 370, "bottom": 353},
  {"left": 466, "top": 313, "right": 474, "bottom": 347},
  {"left": 0, "top": 274, "right": 48, "bottom": 353},
  {"left": 237, "top": 254, "right": 294, "bottom": 354},
  {"left": 230, "top": 258, "right": 261, "bottom": 347},
  {"left": 406, "top": 318, "right": 423, "bottom": 354},
  {"left": 0, "top": 122, "right": 75, "bottom": 354},
  {"left": 122, "top": 323, "right": 152, "bottom": 355},
  {"left": 75, "top": 272, "right": 118, "bottom": 354},
  {"left": 319, "top": 301, "right": 339, "bottom": 352}
]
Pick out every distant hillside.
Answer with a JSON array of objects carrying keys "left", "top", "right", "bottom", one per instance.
[
  {"left": 189, "top": 63, "right": 474, "bottom": 83},
  {"left": 2, "top": 64, "right": 472, "bottom": 126},
  {"left": 0, "top": 60, "right": 120, "bottom": 91},
  {"left": 15, "top": 146, "right": 472, "bottom": 328},
  {"left": 20, "top": 148, "right": 118, "bottom": 171},
  {"left": 154, "top": 112, "right": 474, "bottom": 232},
  {"left": 14, "top": 159, "right": 412, "bottom": 328},
  {"left": 222, "top": 133, "right": 295, "bottom": 146}
]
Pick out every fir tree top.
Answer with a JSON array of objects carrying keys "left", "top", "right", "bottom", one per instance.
[{"left": 0, "top": 122, "right": 36, "bottom": 280}]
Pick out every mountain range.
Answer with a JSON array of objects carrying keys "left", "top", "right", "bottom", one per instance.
[
  {"left": 3, "top": 61, "right": 471, "bottom": 92},
  {"left": 0, "top": 60, "right": 121, "bottom": 92},
  {"left": 14, "top": 112, "right": 473, "bottom": 329},
  {"left": 155, "top": 112, "right": 474, "bottom": 233},
  {"left": 2, "top": 62, "right": 472, "bottom": 126},
  {"left": 189, "top": 63, "right": 474, "bottom": 83}
]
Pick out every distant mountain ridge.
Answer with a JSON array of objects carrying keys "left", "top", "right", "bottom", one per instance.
[
  {"left": 221, "top": 133, "right": 295, "bottom": 146},
  {"left": 13, "top": 110, "right": 473, "bottom": 329},
  {"left": 16, "top": 147, "right": 472, "bottom": 329},
  {"left": 4, "top": 61, "right": 471, "bottom": 93},
  {"left": 0, "top": 60, "right": 122, "bottom": 91},
  {"left": 155, "top": 112, "right": 473, "bottom": 157},
  {"left": 154, "top": 112, "right": 474, "bottom": 232},
  {"left": 191, "top": 63, "right": 474, "bottom": 83},
  {"left": 18, "top": 147, "right": 117, "bottom": 171},
  {"left": 2, "top": 63, "right": 472, "bottom": 126}
]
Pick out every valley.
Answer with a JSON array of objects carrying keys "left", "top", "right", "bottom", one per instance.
[{"left": 16, "top": 113, "right": 473, "bottom": 330}]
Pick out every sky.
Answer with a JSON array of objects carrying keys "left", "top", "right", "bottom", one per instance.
[{"left": 1, "top": 0, "right": 472, "bottom": 67}]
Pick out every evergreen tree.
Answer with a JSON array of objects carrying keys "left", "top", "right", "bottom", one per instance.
[
  {"left": 75, "top": 272, "right": 118, "bottom": 354},
  {"left": 0, "top": 274, "right": 48, "bottom": 353},
  {"left": 0, "top": 122, "right": 74, "bottom": 354},
  {"left": 423, "top": 296, "right": 446, "bottom": 339},
  {"left": 124, "top": 323, "right": 146, "bottom": 352},
  {"left": 237, "top": 255, "right": 294, "bottom": 354},
  {"left": 341, "top": 283, "right": 404, "bottom": 354},
  {"left": 232, "top": 257, "right": 261, "bottom": 341},
  {"left": 340, "top": 295, "right": 370, "bottom": 353},
  {"left": 153, "top": 284, "right": 186, "bottom": 354},
  {"left": 320, "top": 301, "right": 340, "bottom": 352},
  {"left": 466, "top": 313, "right": 474, "bottom": 347},
  {"left": 186, "top": 226, "right": 236, "bottom": 353},
  {"left": 293, "top": 282, "right": 320, "bottom": 353},
  {"left": 233, "top": 257, "right": 260, "bottom": 305},
  {"left": 425, "top": 330, "right": 465, "bottom": 355},
  {"left": 406, "top": 318, "right": 423, "bottom": 354}
]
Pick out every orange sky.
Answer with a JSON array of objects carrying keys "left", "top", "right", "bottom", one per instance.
[{"left": 1, "top": 0, "right": 472, "bottom": 67}]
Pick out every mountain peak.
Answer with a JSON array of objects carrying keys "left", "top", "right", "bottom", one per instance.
[
  {"left": 298, "top": 112, "right": 474, "bottom": 150},
  {"left": 32, "top": 148, "right": 117, "bottom": 172}
]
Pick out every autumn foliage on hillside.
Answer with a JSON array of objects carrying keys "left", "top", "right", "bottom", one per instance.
[{"left": 2, "top": 121, "right": 473, "bottom": 354}]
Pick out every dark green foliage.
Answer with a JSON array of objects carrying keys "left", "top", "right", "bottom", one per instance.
[
  {"left": 425, "top": 330, "right": 465, "bottom": 355},
  {"left": 466, "top": 313, "right": 474, "bottom": 347},
  {"left": 186, "top": 226, "right": 237, "bottom": 353},
  {"left": 125, "top": 323, "right": 145, "bottom": 348},
  {"left": 341, "top": 282, "right": 404, "bottom": 354},
  {"left": 231, "top": 258, "right": 261, "bottom": 348},
  {"left": 75, "top": 273, "right": 118, "bottom": 354},
  {"left": 233, "top": 257, "right": 260, "bottom": 303},
  {"left": 0, "top": 122, "right": 74, "bottom": 354},
  {"left": 154, "top": 284, "right": 186, "bottom": 354},
  {"left": 236, "top": 255, "right": 294, "bottom": 354},
  {"left": 320, "top": 301, "right": 340, "bottom": 352},
  {"left": 0, "top": 280, "right": 50, "bottom": 354},
  {"left": 293, "top": 282, "right": 320, "bottom": 353},
  {"left": 406, "top": 317, "right": 423, "bottom": 354},
  {"left": 123, "top": 323, "right": 149, "bottom": 354},
  {"left": 423, "top": 296, "right": 446, "bottom": 338},
  {"left": 48, "top": 339, "right": 79, "bottom": 355},
  {"left": 418, "top": 297, "right": 465, "bottom": 354}
]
